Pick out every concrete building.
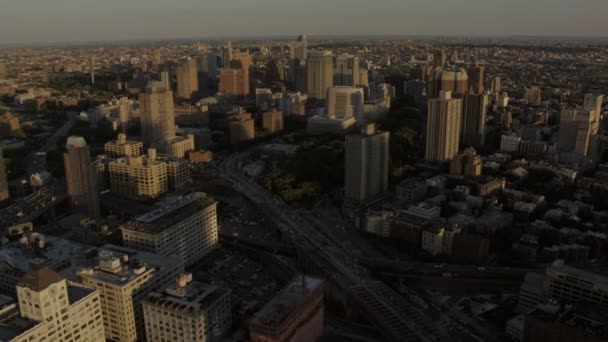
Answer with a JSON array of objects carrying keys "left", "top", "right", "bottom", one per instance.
[
  {"left": 524, "top": 86, "right": 542, "bottom": 105},
  {"left": 583, "top": 94, "right": 604, "bottom": 125},
  {"left": 558, "top": 108, "right": 596, "bottom": 157},
  {"left": 468, "top": 65, "right": 485, "bottom": 94},
  {"left": 174, "top": 104, "right": 210, "bottom": 126},
  {"left": 0, "top": 148, "right": 8, "bottom": 203},
  {"left": 229, "top": 117, "right": 255, "bottom": 144},
  {"left": 143, "top": 274, "right": 231, "bottom": 342},
  {"left": 77, "top": 245, "right": 184, "bottom": 342},
  {"left": 104, "top": 133, "right": 143, "bottom": 158},
  {"left": 333, "top": 54, "right": 359, "bottom": 86},
  {"left": 427, "top": 69, "right": 468, "bottom": 98},
  {"left": 64, "top": 136, "right": 100, "bottom": 219},
  {"left": 197, "top": 52, "right": 219, "bottom": 80},
  {"left": 345, "top": 124, "right": 390, "bottom": 206},
  {"left": 108, "top": 149, "right": 168, "bottom": 200},
  {"left": 263, "top": 109, "right": 284, "bottom": 133},
  {"left": 162, "top": 135, "right": 195, "bottom": 159},
  {"left": 306, "top": 116, "right": 357, "bottom": 135},
  {"left": 139, "top": 81, "right": 176, "bottom": 149},
  {"left": 501, "top": 134, "right": 522, "bottom": 152},
  {"left": 490, "top": 77, "right": 501, "bottom": 93},
  {"left": 249, "top": 275, "right": 324, "bottom": 342},
  {"left": 306, "top": 50, "right": 334, "bottom": 99},
  {"left": 461, "top": 93, "right": 489, "bottom": 147},
  {"left": 219, "top": 68, "right": 249, "bottom": 96},
  {"left": 544, "top": 260, "right": 608, "bottom": 305},
  {"left": 256, "top": 88, "right": 274, "bottom": 108},
  {"left": 176, "top": 59, "right": 199, "bottom": 99},
  {"left": 118, "top": 97, "right": 131, "bottom": 132},
  {"left": 421, "top": 226, "right": 462, "bottom": 257},
  {"left": 327, "top": 86, "right": 364, "bottom": 119},
  {"left": 0, "top": 264, "right": 105, "bottom": 342},
  {"left": 121, "top": 192, "right": 218, "bottom": 267},
  {"left": 450, "top": 147, "right": 482, "bottom": 178},
  {"left": 426, "top": 91, "right": 462, "bottom": 162}
]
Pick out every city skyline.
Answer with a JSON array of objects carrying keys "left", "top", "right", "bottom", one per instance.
[{"left": 1, "top": 0, "right": 608, "bottom": 45}]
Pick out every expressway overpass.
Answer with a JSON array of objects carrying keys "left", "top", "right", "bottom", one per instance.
[
  {"left": 220, "top": 152, "right": 449, "bottom": 342},
  {"left": 0, "top": 181, "right": 68, "bottom": 230}
]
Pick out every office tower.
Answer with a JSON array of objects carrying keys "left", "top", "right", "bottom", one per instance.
[
  {"left": 139, "top": 81, "right": 176, "bottom": 149},
  {"left": 333, "top": 54, "right": 360, "bottom": 86},
  {"left": 306, "top": 50, "right": 334, "bottom": 100},
  {"left": 0, "top": 264, "right": 106, "bottom": 342},
  {"left": 558, "top": 108, "right": 595, "bottom": 157},
  {"left": 104, "top": 133, "right": 143, "bottom": 158},
  {"left": 426, "top": 91, "right": 462, "bottom": 162},
  {"left": 122, "top": 192, "right": 218, "bottom": 267},
  {"left": 0, "top": 148, "right": 8, "bottom": 203},
  {"left": 176, "top": 59, "right": 198, "bottom": 99},
  {"left": 490, "top": 76, "right": 501, "bottom": 93},
  {"left": 461, "top": 92, "right": 489, "bottom": 147},
  {"left": 468, "top": 65, "right": 485, "bottom": 94},
  {"left": 250, "top": 275, "right": 324, "bottom": 342},
  {"left": 327, "top": 86, "right": 364, "bottom": 119},
  {"left": 108, "top": 149, "right": 168, "bottom": 200},
  {"left": 160, "top": 70, "right": 171, "bottom": 91},
  {"left": 450, "top": 147, "right": 482, "bottom": 178},
  {"left": 64, "top": 136, "right": 100, "bottom": 218},
  {"left": 433, "top": 49, "right": 447, "bottom": 69},
  {"left": 143, "top": 274, "right": 231, "bottom": 342},
  {"left": 78, "top": 245, "right": 184, "bottom": 342},
  {"left": 229, "top": 117, "right": 255, "bottom": 144},
  {"left": 524, "top": 86, "right": 542, "bottom": 105},
  {"left": 427, "top": 69, "right": 468, "bottom": 98},
  {"left": 263, "top": 109, "right": 284, "bottom": 133},
  {"left": 219, "top": 68, "right": 249, "bottom": 96},
  {"left": 583, "top": 93, "right": 604, "bottom": 127},
  {"left": 345, "top": 124, "right": 390, "bottom": 205},
  {"left": 197, "top": 52, "right": 219, "bottom": 80},
  {"left": 288, "top": 35, "right": 308, "bottom": 83}
]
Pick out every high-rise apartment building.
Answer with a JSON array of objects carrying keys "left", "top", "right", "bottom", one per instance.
[
  {"left": 176, "top": 58, "right": 199, "bottom": 99},
  {"left": 108, "top": 149, "right": 168, "bottom": 200},
  {"left": 583, "top": 94, "right": 604, "bottom": 128},
  {"left": 249, "top": 275, "right": 324, "bottom": 342},
  {"left": 139, "top": 81, "right": 176, "bottom": 149},
  {"left": 197, "top": 52, "right": 219, "bottom": 80},
  {"left": 0, "top": 148, "right": 9, "bottom": 203},
  {"left": 327, "top": 86, "right": 364, "bottom": 119},
  {"left": 426, "top": 91, "right": 462, "bottom": 162},
  {"left": 427, "top": 69, "right": 468, "bottom": 98},
  {"left": 333, "top": 54, "right": 360, "bottom": 86},
  {"left": 345, "top": 124, "right": 390, "bottom": 205},
  {"left": 77, "top": 245, "right": 184, "bottom": 342},
  {"left": 104, "top": 133, "right": 143, "bottom": 158},
  {"left": 558, "top": 108, "right": 596, "bottom": 157},
  {"left": 143, "top": 274, "right": 232, "bottom": 342},
  {"left": 0, "top": 264, "right": 106, "bottom": 342},
  {"left": 262, "top": 109, "right": 284, "bottom": 133},
  {"left": 461, "top": 93, "right": 489, "bottom": 147},
  {"left": 64, "top": 136, "right": 100, "bottom": 218},
  {"left": 467, "top": 65, "right": 485, "bottom": 94},
  {"left": 121, "top": 192, "right": 218, "bottom": 267},
  {"left": 219, "top": 68, "right": 249, "bottom": 96},
  {"left": 306, "top": 51, "right": 334, "bottom": 100}
]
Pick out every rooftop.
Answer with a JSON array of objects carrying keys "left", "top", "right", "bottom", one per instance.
[
  {"left": 122, "top": 192, "right": 216, "bottom": 234},
  {"left": 145, "top": 277, "right": 230, "bottom": 314}
]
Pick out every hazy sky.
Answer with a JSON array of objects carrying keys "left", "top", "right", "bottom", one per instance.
[{"left": 1, "top": 0, "right": 607, "bottom": 44}]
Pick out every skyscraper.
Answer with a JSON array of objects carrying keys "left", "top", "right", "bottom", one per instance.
[
  {"left": 118, "top": 97, "right": 131, "bottom": 132},
  {"left": 0, "top": 147, "right": 9, "bottom": 203},
  {"left": 468, "top": 65, "right": 485, "bottom": 94},
  {"left": 345, "top": 124, "right": 390, "bottom": 205},
  {"left": 427, "top": 69, "right": 468, "bottom": 98},
  {"left": 160, "top": 70, "right": 171, "bottom": 91},
  {"left": 306, "top": 50, "right": 334, "bottom": 100},
  {"left": 221, "top": 40, "right": 233, "bottom": 67},
  {"left": 433, "top": 49, "right": 447, "bottom": 69},
  {"left": 176, "top": 58, "right": 198, "bottom": 99},
  {"left": 461, "top": 93, "right": 489, "bottom": 147},
  {"left": 327, "top": 86, "right": 364, "bottom": 119},
  {"left": 219, "top": 68, "right": 249, "bottom": 96},
  {"left": 558, "top": 108, "right": 596, "bottom": 157},
  {"left": 426, "top": 91, "right": 462, "bottom": 162},
  {"left": 64, "top": 136, "right": 100, "bottom": 218},
  {"left": 490, "top": 76, "right": 501, "bottom": 93},
  {"left": 333, "top": 54, "right": 360, "bottom": 86},
  {"left": 524, "top": 86, "right": 542, "bottom": 105},
  {"left": 139, "top": 81, "right": 176, "bottom": 149},
  {"left": 583, "top": 94, "right": 604, "bottom": 128},
  {"left": 197, "top": 52, "right": 219, "bottom": 80}
]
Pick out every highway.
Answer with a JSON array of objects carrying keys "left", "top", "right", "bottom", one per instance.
[{"left": 219, "top": 151, "right": 448, "bottom": 342}]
